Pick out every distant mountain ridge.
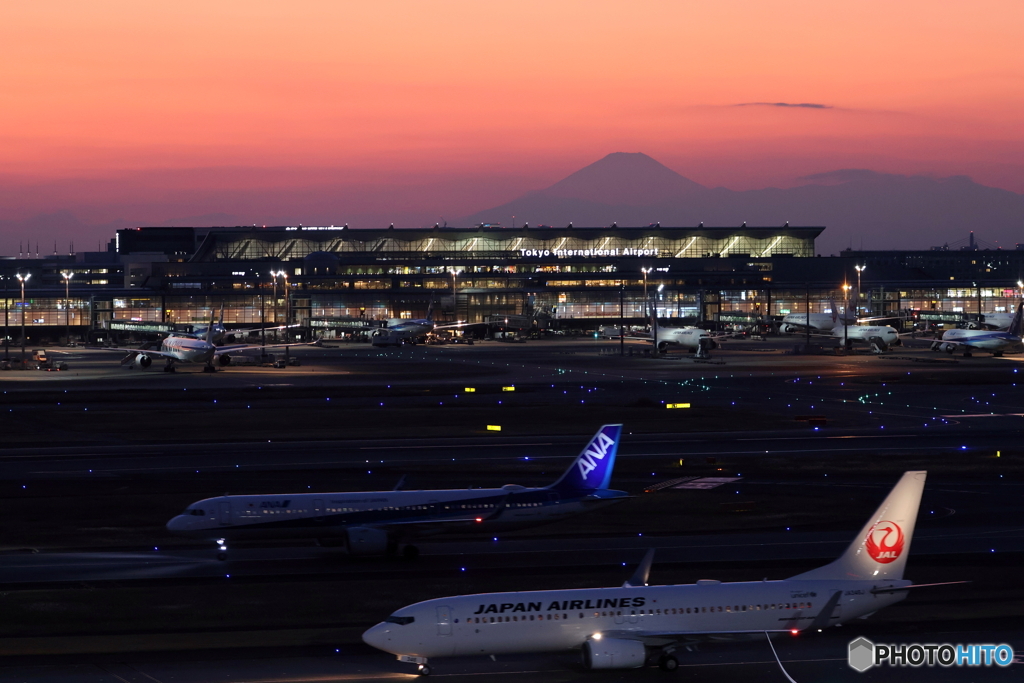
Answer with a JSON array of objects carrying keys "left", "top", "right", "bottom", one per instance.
[{"left": 461, "top": 153, "right": 1024, "bottom": 254}]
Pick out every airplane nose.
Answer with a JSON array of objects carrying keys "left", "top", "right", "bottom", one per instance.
[
  {"left": 166, "top": 515, "right": 190, "bottom": 533},
  {"left": 362, "top": 623, "right": 393, "bottom": 652}
]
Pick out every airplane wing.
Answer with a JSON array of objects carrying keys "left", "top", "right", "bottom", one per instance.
[
  {"left": 222, "top": 324, "right": 303, "bottom": 337},
  {"left": 214, "top": 341, "right": 313, "bottom": 355}
]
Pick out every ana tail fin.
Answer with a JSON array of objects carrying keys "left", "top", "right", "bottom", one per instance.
[
  {"left": 1008, "top": 301, "right": 1024, "bottom": 337},
  {"left": 548, "top": 424, "right": 622, "bottom": 494},
  {"left": 426, "top": 301, "right": 435, "bottom": 322},
  {"left": 790, "top": 471, "right": 926, "bottom": 581},
  {"left": 205, "top": 309, "right": 217, "bottom": 344}
]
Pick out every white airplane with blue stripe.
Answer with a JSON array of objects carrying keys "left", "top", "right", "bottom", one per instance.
[
  {"left": 167, "top": 425, "right": 627, "bottom": 559},
  {"left": 932, "top": 301, "right": 1024, "bottom": 357},
  {"left": 363, "top": 471, "right": 960, "bottom": 676}
]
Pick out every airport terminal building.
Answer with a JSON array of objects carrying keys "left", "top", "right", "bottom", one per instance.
[{"left": 2, "top": 224, "right": 1023, "bottom": 343}]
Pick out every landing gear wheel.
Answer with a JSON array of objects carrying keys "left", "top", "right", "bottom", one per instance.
[
  {"left": 203, "top": 365, "right": 217, "bottom": 373},
  {"left": 658, "top": 655, "right": 679, "bottom": 672},
  {"left": 417, "top": 664, "right": 431, "bottom": 676},
  {"left": 402, "top": 544, "right": 420, "bottom": 560},
  {"left": 163, "top": 365, "right": 176, "bottom": 373},
  {"left": 217, "top": 552, "right": 227, "bottom": 561}
]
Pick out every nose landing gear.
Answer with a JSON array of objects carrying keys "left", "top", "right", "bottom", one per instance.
[{"left": 216, "top": 538, "right": 228, "bottom": 561}]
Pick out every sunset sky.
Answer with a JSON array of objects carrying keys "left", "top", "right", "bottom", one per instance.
[{"left": 1, "top": 1, "right": 1022, "bottom": 249}]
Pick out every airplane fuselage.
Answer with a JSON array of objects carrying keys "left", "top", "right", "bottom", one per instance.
[
  {"left": 156, "top": 336, "right": 216, "bottom": 364},
  {"left": 938, "top": 329, "right": 1024, "bottom": 354},
  {"left": 363, "top": 578, "right": 909, "bottom": 659},
  {"left": 654, "top": 327, "right": 717, "bottom": 351},
  {"left": 372, "top": 319, "right": 434, "bottom": 345},
  {"left": 167, "top": 486, "right": 625, "bottom": 543},
  {"left": 780, "top": 312, "right": 841, "bottom": 333}
]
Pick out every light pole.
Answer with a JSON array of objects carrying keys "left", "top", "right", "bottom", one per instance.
[
  {"left": 281, "top": 272, "right": 289, "bottom": 337},
  {"left": 62, "top": 271, "right": 73, "bottom": 345},
  {"left": 270, "top": 270, "right": 283, "bottom": 341},
  {"left": 17, "top": 273, "right": 30, "bottom": 367},
  {"left": 450, "top": 268, "right": 458, "bottom": 323},
  {"left": 3, "top": 275, "right": 9, "bottom": 361},
  {"left": 842, "top": 283, "right": 851, "bottom": 349},
  {"left": 641, "top": 267, "right": 652, "bottom": 317},
  {"left": 854, "top": 265, "right": 866, "bottom": 318}
]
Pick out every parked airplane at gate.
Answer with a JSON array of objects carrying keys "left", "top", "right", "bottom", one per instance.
[
  {"left": 120, "top": 318, "right": 254, "bottom": 373},
  {"left": 372, "top": 302, "right": 466, "bottom": 347},
  {"left": 828, "top": 323, "right": 902, "bottom": 352},
  {"left": 167, "top": 425, "right": 628, "bottom": 559},
  {"left": 364, "top": 471, "right": 948, "bottom": 676},
  {"left": 641, "top": 303, "right": 730, "bottom": 358},
  {"left": 932, "top": 301, "right": 1024, "bottom": 357},
  {"left": 779, "top": 302, "right": 853, "bottom": 333},
  {"left": 966, "top": 310, "right": 1015, "bottom": 331}
]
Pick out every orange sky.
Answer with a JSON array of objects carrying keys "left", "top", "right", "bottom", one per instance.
[{"left": 1, "top": 1, "right": 1022, "bottom": 231}]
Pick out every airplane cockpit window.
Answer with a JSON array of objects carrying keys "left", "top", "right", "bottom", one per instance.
[{"left": 384, "top": 615, "right": 415, "bottom": 625}]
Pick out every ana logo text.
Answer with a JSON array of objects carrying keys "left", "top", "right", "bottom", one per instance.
[{"left": 576, "top": 432, "right": 616, "bottom": 481}]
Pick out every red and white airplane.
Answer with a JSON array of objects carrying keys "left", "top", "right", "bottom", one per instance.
[{"left": 363, "top": 471, "right": 954, "bottom": 676}]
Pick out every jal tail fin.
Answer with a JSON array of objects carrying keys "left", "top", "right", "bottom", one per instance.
[
  {"left": 1008, "top": 301, "right": 1024, "bottom": 337},
  {"left": 548, "top": 424, "right": 622, "bottom": 494},
  {"left": 791, "top": 471, "right": 926, "bottom": 581},
  {"left": 218, "top": 303, "right": 225, "bottom": 326}
]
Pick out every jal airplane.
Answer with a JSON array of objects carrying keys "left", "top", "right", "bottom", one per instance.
[
  {"left": 167, "top": 425, "right": 628, "bottom": 559},
  {"left": 364, "top": 471, "right": 946, "bottom": 676},
  {"left": 932, "top": 301, "right": 1024, "bottom": 357},
  {"left": 828, "top": 323, "right": 902, "bottom": 352},
  {"left": 967, "top": 310, "right": 1015, "bottom": 331},
  {"left": 642, "top": 304, "right": 730, "bottom": 358},
  {"left": 779, "top": 303, "right": 853, "bottom": 333}
]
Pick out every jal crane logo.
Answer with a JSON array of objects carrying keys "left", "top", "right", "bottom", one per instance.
[
  {"left": 864, "top": 520, "right": 905, "bottom": 564},
  {"left": 576, "top": 431, "right": 616, "bottom": 483}
]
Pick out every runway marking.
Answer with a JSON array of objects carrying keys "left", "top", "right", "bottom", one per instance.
[
  {"left": 360, "top": 443, "right": 555, "bottom": 450},
  {"left": 941, "top": 413, "right": 1024, "bottom": 418}
]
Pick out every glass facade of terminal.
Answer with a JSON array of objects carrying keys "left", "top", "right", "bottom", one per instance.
[{"left": 1, "top": 225, "right": 1022, "bottom": 344}]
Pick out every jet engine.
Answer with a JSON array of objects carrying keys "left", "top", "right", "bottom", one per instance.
[
  {"left": 138, "top": 355, "right": 152, "bottom": 369},
  {"left": 218, "top": 354, "right": 231, "bottom": 366},
  {"left": 345, "top": 526, "right": 390, "bottom": 555},
  {"left": 582, "top": 637, "right": 646, "bottom": 670}
]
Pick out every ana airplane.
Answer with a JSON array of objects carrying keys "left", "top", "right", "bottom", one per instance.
[
  {"left": 372, "top": 302, "right": 465, "bottom": 347},
  {"left": 120, "top": 318, "right": 254, "bottom": 373},
  {"left": 167, "top": 425, "right": 628, "bottom": 559},
  {"left": 931, "top": 301, "right": 1024, "bottom": 357},
  {"left": 364, "top": 471, "right": 945, "bottom": 676}
]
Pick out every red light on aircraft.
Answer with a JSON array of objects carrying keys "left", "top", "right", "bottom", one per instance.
[
  {"left": 790, "top": 629, "right": 799, "bottom": 635},
  {"left": 475, "top": 517, "right": 482, "bottom": 522}
]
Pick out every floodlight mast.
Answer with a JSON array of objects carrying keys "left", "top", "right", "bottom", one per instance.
[{"left": 17, "top": 273, "right": 30, "bottom": 367}]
